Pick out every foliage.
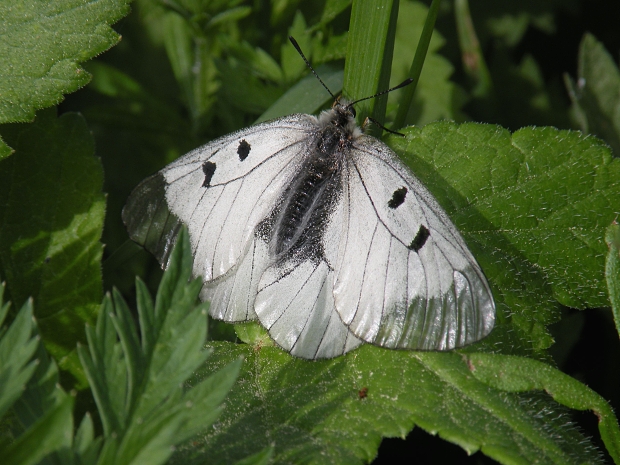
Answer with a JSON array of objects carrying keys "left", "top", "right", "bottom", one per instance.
[
  {"left": 1, "top": 0, "right": 619, "bottom": 463},
  {"left": 0, "top": 230, "right": 241, "bottom": 464}
]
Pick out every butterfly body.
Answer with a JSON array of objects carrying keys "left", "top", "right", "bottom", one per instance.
[{"left": 123, "top": 101, "right": 495, "bottom": 359}]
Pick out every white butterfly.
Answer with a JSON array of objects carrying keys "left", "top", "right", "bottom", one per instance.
[{"left": 123, "top": 42, "right": 495, "bottom": 360}]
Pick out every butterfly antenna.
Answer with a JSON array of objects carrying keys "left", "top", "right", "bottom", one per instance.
[
  {"left": 347, "top": 78, "right": 414, "bottom": 108},
  {"left": 289, "top": 36, "right": 335, "bottom": 100}
]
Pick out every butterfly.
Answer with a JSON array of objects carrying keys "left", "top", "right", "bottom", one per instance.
[{"left": 123, "top": 38, "right": 495, "bottom": 359}]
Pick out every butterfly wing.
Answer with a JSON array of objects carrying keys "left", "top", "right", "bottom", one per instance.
[
  {"left": 332, "top": 136, "right": 495, "bottom": 350},
  {"left": 123, "top": 115, "right": 318, "bottom": 321},
  {"left": 254, "top": 250, "right": 363, "bottom": 359},
  {"left": 252, "top": 190, "right": 363, "bottom": 358}
]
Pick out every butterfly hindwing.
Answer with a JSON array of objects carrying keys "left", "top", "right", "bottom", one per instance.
[
  {"left": 201, "top": 237, "right": 269, "bottom": 322},
  {"left": 254, "top": 251, "right": 363, "bottom": 359}
]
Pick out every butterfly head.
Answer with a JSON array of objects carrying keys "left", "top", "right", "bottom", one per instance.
[
  {"left": 317, "top": 98, "right": 363, "bottom": 139},
  {"left": 334, "top": 97, "right": 356, "bottom": 118}
]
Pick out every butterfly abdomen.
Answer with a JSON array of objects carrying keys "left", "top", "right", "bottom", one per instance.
[{"left": 272, "top": 132, "right": 343, "bottom": 259}]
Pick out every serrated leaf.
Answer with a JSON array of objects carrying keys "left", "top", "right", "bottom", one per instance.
[
  {"left": 12, "top": 339, "right": 68, "bottom": 430},
  {"left": 467, "top": 0, "right": 578, "bottom": 47},
  {"left": 74, "top": 413, "right": 97, "bottom": 458},
  {"left": 467, "top": 353, "right": 620, "bottom": 463},
  {"left": 606, "top": 222, "right": 620, "bottom": 339},
  {"left": 2, "top": 395, "right": 74, "bottom": 465},
  {"left": 172, "top": 344, "right": 603, "bottom": 464},
  {"left": 176, "top": 356, "right": 242, "bottom": 442},
  {"left": 135, "top": 300, "right": 209, "bottom": 420},
  {"left": 79, "top": 228, "right": 239, "bottom": 465},
  {"left": 167, "top": 122, "right": 617, "bottom": 463},
  {"left": 0, "top": 136, "right": 13, "bottom": 161},
  {"left": 79, "top": 296, "right": 126, "bottom": 435},
  {"left": 0, "top": 288, "right": 38, "bottom": 419},
  {"left": 0, "top": 0, "right": 131, "bottom": 124},
  {"left": 314, "top": 0, "right": 351, "bottom": 30},
  {"left": 0, "top": 109, "right": 104, "bottom": 384},
  {"left": 233, "top": 445, "right": 275, "bottom": 465},
  {"left": 565, "top": 33, "right": 620, "bottom": 157},
  {"left": 1, "top": 333, "right": 103, "bottom": 465},
  {"left": 391, "top": 123, "right": 618, "bottom": 319},
  {"left": 281, "top": 12, "right": 310, "bottom": 82},
  {"left": 6, "top": 315, "right": 78, "bottom": 465}
]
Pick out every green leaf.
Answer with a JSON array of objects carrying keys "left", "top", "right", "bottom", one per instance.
[
  {"left": 224, "top": 39, "right": 284, "bottom": 84},
  {"left": 485, "top": 52, "right": 571, "bottom": 130},
  {"left": 74, "top": 413, "right": 102, "bottom": 463},
  {"left": 166, "top": 121, "right": 617, "bottom": 463},
  {"left": 0, "top": 136, "right": 13, "bottom": 162},
  {"left": 233, "top": 445, "right": 275, "bottom": 465},
  {"left": 2, "top": 293, "right": 83, "bottom": 465},
  {"left": 176, "top": 356, "right": 242, "bottom": 442},
  {"left": 454, "top": 0, "right": 492, "bottom": 98},
  {"left": 172, "top": 344, "right": 603, "bottom": 464},
  {"left": 234, "top": 322, "right": 274, "bottom": 349},
  {"left": 466, "top": 0, "right": 578, "bottom": 47},
  {"left": 467, "top": 353, "right": 620, "bottom": 463},
  {"left": 0, "top": 286, "right": 38, "bottom": 420},
  {"left": 0, "top": 109, "right": 104, "bottom": 384},
  {"left": 78, "top": 228, "right": 240, "bottom": 465},
  {"left": 80, "top": 296, "right": 125, "bottom": 436},
  {"left": 391, "top": 0, "right": 467, "bottom": 127},
  {"left": 281, "top": 11, "right": 311, "bottom": 82},
  {"left": 314, "top": 0, "right": 352, "bottom": 30},
  {"left": 344, "top": 0, "right": 399, "bottom": 132},
  {"left": 2, "top": 395, "right": 74, "bottom": 465},
  {"left": 255, "top": 64, "right": 343, "bottom": 123},
  {"left": 0, "top": 295, "right": 105, "bottom": 464},
  {"left": 12, "top": 338, "right": 68, "bottom": 431},
  {"left": 391, "top": 123, "right": 617, "bottom": 318},
  {"left": 565, "top": 33, "right": 620, "bottom": 156},
  {"left": 208, "top": 6, "right": 252, "bottom": 29},
  {"left": 606, "top": 222, "right": 620, "bottom": 339},
  {"left": 0, "top": 0, "right": 130, "bottom": 124}
]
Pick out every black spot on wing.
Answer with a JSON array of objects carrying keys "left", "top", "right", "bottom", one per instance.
[
  {"left": 202, "top": 161, "right": 216, "bottom": 187},
  {"left": 408, "top": 225, "right": 430, "bottom": 252},
  {"left": 237, "top": 139, "right": 251, "bottom": 161},
  {"left": 388, "top": 186, "right": 407, "bottom": 209}
]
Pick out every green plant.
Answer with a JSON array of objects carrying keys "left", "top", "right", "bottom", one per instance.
[
  {"left": 1, "top": 0, "right": 619, "bottom": 463},
  {"left": 0, "top": 228, "right": 242, "bottom": 465}
]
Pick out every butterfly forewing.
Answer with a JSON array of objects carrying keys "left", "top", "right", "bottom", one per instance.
[
  {"left": 123, "top": 172, "right": 182, "bottom": 268},
  {"left": 128, "top": 116, "right": 317, "bottom": 282},
  {"left": 332, "top": 135, "right": 495, "bottom": 350}
]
